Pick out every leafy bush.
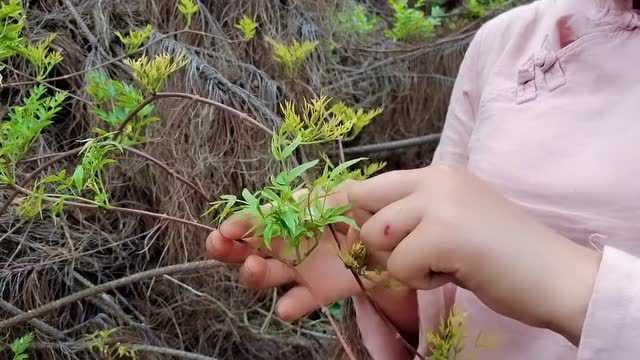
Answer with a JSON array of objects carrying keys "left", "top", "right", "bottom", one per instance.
[
  {"left": 235, "top": 15, "right": 259, "bottom": 41},
  {"left": 465, "top": 0, "right": 505, "bottom": 18},
  {"left": 385, "top": 0, "right": 433, "bottom": 41},
  {"left": 334, "top": 3, "right": 380, "bottom": 37},
  {"left": 0, "top": 0, "right": 24, "bottom": 61}
]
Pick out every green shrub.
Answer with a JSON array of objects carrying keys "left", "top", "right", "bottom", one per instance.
[
  {"left": 385, "top": 0, "right": 441, "bottom": 42},
  {"left": 334, "top": 3, "right": 381, "bottom": 37}
]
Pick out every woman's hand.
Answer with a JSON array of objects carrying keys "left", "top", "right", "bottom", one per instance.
[
  {"left": 348, "top": 165, "right": 602, "bottom": 345},
  {"left": 205, "top": 192, "right": 418, "bottom": 332}
]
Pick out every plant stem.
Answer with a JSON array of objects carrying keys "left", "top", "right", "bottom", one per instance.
[
  {"left": 328, "top": 225, "right": 426, "bottom": 360},
  {"left": 0, "top": 147, "right": 83, "bottom": 217},
  {"left": 155, "top": 92, "right": 274, "bottom": 135},
  {"left": 0, "top": 260, "right": 222, "bottom": 329},
  {"left": 114, "top": 92, "right": 273, "bottom": 144},
  {"left": 11, "top": 184, "right": 216, "bottom": 232},
  {"left": 123, "top": 145, "right": 210, "bottom": 201}
]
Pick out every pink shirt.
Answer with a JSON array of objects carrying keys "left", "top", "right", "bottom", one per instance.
[{"left": 355, "top": 0, "right": 640, "bottom": 358}]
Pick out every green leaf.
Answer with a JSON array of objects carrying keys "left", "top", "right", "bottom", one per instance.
[
  {"left": 327, "top": 215, "right": 358, "bottom": 229},
  {"left": 10, "top": 333, "right": 32, "bottom": 357},
  {"left": 287, "top": 159, "right": 319, "bottom": 182},
  {"left": 72, "top": 165, "right": 84, "bottom": 192}
]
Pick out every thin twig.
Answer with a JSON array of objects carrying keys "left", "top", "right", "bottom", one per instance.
[
  {"left": 11, "top": 184, "right": 216, "bottom": 232},
  {"left": 0, "top": 260, "right": 222, "bottom": 329},
  {"left": 127, "top": 344, "right": 218, "bottom": 360},
  {"left": 327, "top": 225, "right": 425, "bottom": 360},
  {"left": 0, "top": 147, "right": 83, "bottom": 218},
  {"left": 123, "top": 146, "right": 210, "bottom": 201},
  {"left": 341, "top": 133, "right": 441, "bottom": 156},
  {"left": 155, "top": 92, "right": 274, "bottom": 135}
]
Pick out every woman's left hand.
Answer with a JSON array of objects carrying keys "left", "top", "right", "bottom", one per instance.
[{"left": 346, "top": 165, "right": 602, "bottom": 345}]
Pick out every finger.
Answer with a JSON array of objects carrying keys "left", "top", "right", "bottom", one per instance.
[
  {"left": 386, "top": 221, "right": 456, "bottom": 290},
  {"left": 219, "top": 212, "right": 256, "bottom": 239},
  {"left": 347, "top": 169, "right": 423, "bottom": 212},
  {"left": 239, "top": 255, "right": 297, "bottom": 289},
  {"left": 276, "top": 286, "right": 318, "bottom": 321},
  {"left": 206, "top": 230, "right": 252, "bottom": 263},
  {"left": 359, "top": 195, "right": 423, "bottom": 251}
]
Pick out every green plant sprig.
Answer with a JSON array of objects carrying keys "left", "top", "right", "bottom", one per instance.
[
  {"left": 115, "top": 24, "right": 153, "bottom": 54},
  {"left": 0, "top": 85, "right": 66, "bottom": 169},
  {"left": 334, "top": 3, "right": 381, "bottom": 37},
  {"left": 385, "top": 0, "right": 443, "bottom": 42},
  {"left": 235, "top": 15, "right": 259, "bottom": 41},
  {"left": 177, "top": 0, "right": 199, "bottom": 28},
  {"left": 17, "top": 34, "right": 64, "bottom": 79},
  {"left": 2, "top": 333, "right": 32, "bottom": 360},
  {"left": 124, "top": 52, "right": 188, "bottom": 95},
  {"left": 0, "top": 0, "right": 24, "bottom": 61},
  {"left": 266, "top": 38, "right": 318, "bottom": 79},
  {"left": 207, "top": 97, "right": 384, "bottom": 263}
]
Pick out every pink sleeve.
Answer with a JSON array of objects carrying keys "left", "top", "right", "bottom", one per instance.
[
  {"left": 578, "top": 246, "right": 640, "bottom": 359},
  {"left": 353, "top": 295, "right": 411, "bottom": 359},
  {"left": 432, "top": 26, "right": 485, "bottom": 167},
  {"left": 353, "top": 29, "right": 487, "bottom": 360}
]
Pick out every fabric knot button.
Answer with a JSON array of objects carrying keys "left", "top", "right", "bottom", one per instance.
[
  {"left": 534, "top": 51, "right": 558, "bottom": 72},
  {"left": 517, "top": 65, "right": 535, "bottom": 85}
]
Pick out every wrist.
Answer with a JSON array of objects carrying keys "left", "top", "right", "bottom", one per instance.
[{"left": 547, "top": 242, "right": 602, "bottom": 345}]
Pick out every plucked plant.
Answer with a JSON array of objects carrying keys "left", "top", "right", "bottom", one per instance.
[
  {"left": 266, "top": 38, "right": 318, "bottom": 79},
  {"left": 235, "top": 15, "right": 259, "bottom": 41},
  {"left": 207, "top": 97, "right": 383, "bottom": 263},
  {"left": 115, "top": 24, "right": 153, "bottom": 54}
]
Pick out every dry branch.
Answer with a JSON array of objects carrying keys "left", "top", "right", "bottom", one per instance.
[{"left": 0, "top": 260, "right": 222, "bottom": 329}]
